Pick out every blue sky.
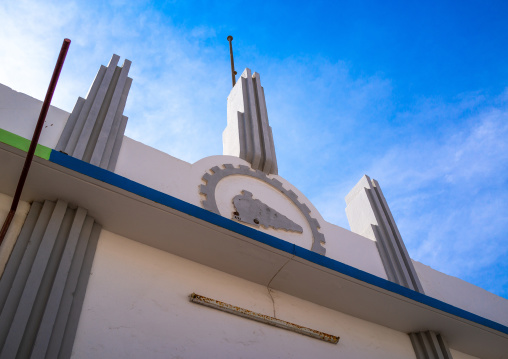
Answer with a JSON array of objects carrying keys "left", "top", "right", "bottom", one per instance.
[{"left": 1, "top": 0, "right": 507, "bottom": 299}]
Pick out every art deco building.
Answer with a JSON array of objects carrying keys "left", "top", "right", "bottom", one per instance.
[{"left": 0, "top": 54, "right": 507, "bottom": 359}]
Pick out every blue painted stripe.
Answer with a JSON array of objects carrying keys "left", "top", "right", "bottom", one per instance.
[
  {"left": 49, "top": 150, "right": 295, "bottom": 255},
  {"left": 293, "top": 247, "right": 508, "bottom": 335},
  {"left": 49, "top": 150, "right": 508, "bottom": 336}
]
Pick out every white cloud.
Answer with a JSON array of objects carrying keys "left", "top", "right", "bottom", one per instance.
[
  {"left": 0, "top": 0, "right": 80, "bottom": 103},
  {"left": 366, "top": 95, "right": 508, "bottom": 284},
  {"left": 311, "top": 90, "right": 508, "bottom": 295},
  {"left": 0, "top": 0, "right": 231, "bottom": 163},
  {"left": 0, "top": 0, "right": 396, "bottom": 168},
  {"left": 2, "top": 0, "right": 506, "bottom": 296}
]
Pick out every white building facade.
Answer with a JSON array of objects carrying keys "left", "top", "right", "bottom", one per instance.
[{"left": 0, "top": 55, "right": 507, "bottom": 359}]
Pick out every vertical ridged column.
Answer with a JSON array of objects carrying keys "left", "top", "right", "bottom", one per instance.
[
  {"left": 55, "top": 54, "right": 132, "bottom": 171},
  {"left": 223, "top": 68, "right": 278, "bottom": 175},
  {"left": 409, "top": 331, "right": 453, "bottom": 359},
  {"left": 0, "top": 200, "right": 101, "bottom": 359},
  {"left": 345, "top": 175, "right": 424, "bottom": 293}
]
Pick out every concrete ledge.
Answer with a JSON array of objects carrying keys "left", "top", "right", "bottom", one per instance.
[
  {"left": 0, "top": 139, "right": 507, "bottom": 358},
  {"left": 48, "top": 150, "right": 508, "bottom": 337}
]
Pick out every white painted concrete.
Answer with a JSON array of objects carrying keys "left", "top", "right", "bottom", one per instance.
[
  {"left": 0, "top": 82, "right": 382, "bottom": 275},
  {"left": 414, "top": 260, "right": 508, "bottom": 327},
  {"left": 345, "top": 176, "right": 378, "bottom": 241},
  {"left": 0, "top": 83, "right": 69, "bottom": 149},
  {"left": 223, "top": 78, "right": 244, "bottom": 157},
  {"left": 223, "top": 69, "right": 277, "bottom": 174},
  {"left": 450, "top": 349, "right": 480, "bottom": 359},
  {"left": 114, "top": 136, "right": 193, "bottom": 201},
  {"left": 2, "top": 83, "right": 508, "bottom": 343},
  {"left": 449, "top": 349, "right": 480, "bottom": 359},
  {"left": 321, "top": 221, "right": 387, "bottom": 279},
  {"left": 72, "top": 230, "right": 416, "bottom": 359},
  {"left": 0, "top": 192, "right": 30, "bottom": 278},
  {"left": 215, "top": 175, "right": 312, "bottom": 249},
  {"left": 115, "top": 142, "right": 388, "bottom": 278},
  {"left": 190, "top": 155, "right": 260, "bottom": 205}
]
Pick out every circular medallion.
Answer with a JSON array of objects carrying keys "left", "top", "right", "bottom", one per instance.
[{"left": 199, "top": 164, "right": 326, "bottom": 255}]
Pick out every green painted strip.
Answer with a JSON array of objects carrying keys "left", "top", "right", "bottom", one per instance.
[{"left": 0, "top": 128, "right": 51, "bottom": 160}]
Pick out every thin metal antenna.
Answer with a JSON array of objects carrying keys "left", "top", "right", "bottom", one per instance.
[{"left": 227, "top": 35, "right": 237, "bottom": 87}]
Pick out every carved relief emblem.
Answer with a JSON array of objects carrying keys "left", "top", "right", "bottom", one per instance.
[
  {"left": 199, "top": 164, "right": 326, "bottom": 255},
  {"left": 232, "top": 191, "right": 303, "bottom": 233}
]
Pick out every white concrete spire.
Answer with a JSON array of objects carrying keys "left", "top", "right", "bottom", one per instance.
[
  {"left": 223, "top": 68, "right": 278, "bottom": 175},
  {"left": 345, "top": 175, "right": 424, "bottom": 293}
]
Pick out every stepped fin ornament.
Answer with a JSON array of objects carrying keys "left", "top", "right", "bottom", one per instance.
[
  {"left": 346, "top": 175, "right": 424, "bottom": 293},
  {"left": 55, "top": 54, "right": 132, "bottom": 171},
  {"left": 223, "top": 69, "right": 278, "bottom": 175}
]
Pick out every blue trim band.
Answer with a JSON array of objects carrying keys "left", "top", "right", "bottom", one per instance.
[
  {"left": 49, "top": 150, "right": 508, "bottom": 336},
  {"left": 293, "top": 247, "right": 508, "bottom": 334},
  {"left": 49, "top": 150, "right": 294, "bottom": 254}
]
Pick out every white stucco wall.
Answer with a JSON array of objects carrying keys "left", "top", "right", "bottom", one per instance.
[
  {"left": 2, "top": 83, "right": 507, "bottom": 338},
  {"left": 345, "top": 178, "right": 378, "bottom": 241},
  {"left": 71, "top": 230, "right": 416, "bottom": 359},
  {"left": 414, "top": 260, "right": 508, "bottom": 327},
  {"left": 0, "top": 192, "right": 30, "bottom": 278},
  {"left": 449, "top": 349, "right": 479, "bottom": 359},
  {"left": 114, "top": 136, "right": 194, "bottom": 200},
  {"left": 115, "top": 139, "right": 388, "bottom": 279},
  {"left": 0, "top": 82, "right": 387, "bottom": 278},
  {"left": 0, "top": 83, "right": 68, "bottom": 149}
]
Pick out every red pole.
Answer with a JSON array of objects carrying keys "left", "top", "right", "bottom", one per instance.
[{"left": 0, "top": 38, "right": 71, "bottom": 245}]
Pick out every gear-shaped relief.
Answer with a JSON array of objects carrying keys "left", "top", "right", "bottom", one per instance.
[{"left": 199, "top": 164, "right": 326, "bottom": 255}]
